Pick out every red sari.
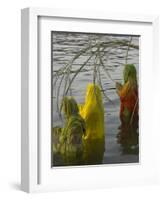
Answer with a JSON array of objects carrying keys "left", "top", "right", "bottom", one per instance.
[{"left": 117, "top": 81, "right": 138, "bottom": 125}]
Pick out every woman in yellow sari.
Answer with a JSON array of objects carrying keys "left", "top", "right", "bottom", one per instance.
[
  {"left": 79, "top": 83, "right": 105, "bottom": 140},
  {"left": 79, "top": 83, "right": 105, "bottom": 164}
]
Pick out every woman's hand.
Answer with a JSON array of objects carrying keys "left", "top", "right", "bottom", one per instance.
[{"left": 116, "top": 82, "right": 122, "bottom": 90}]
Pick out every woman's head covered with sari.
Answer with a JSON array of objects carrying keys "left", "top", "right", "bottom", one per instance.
[
  {"left": 61, "top": 96, "right": 79, "bottom": 118},
  {"left": 85, "top": 83, "right": 103, "bottom": 108},
  {"left": 123, "top": 64, "right": 137, "bottom": 86}
]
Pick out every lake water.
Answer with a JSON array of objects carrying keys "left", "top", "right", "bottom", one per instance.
[{"left": 52, "top": 31, "right": 139, "bottom": 165}]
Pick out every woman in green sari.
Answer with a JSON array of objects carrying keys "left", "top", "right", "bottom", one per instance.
[{"left": 53, "top": 96, "right": 86, "bottom": 166}]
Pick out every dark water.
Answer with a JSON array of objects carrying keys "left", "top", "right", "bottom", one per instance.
[{"left": 52, "top": 31, "right": 139, "bottom": 166}]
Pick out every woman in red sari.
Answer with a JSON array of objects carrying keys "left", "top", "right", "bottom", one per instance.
[
  {"left": 116, "top": 64, "right": 138, "bottom": 127},
  {"left": 116, "top": 64, "right": 139, "bottom": 154}
]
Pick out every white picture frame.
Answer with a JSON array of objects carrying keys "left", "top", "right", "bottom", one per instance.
[{"left": 21, "top": 7, "right": 159, "bottom": 193}]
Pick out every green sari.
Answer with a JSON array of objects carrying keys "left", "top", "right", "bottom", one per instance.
[{"left": 53, "top": 97, "right": 86, "bottom": 165}]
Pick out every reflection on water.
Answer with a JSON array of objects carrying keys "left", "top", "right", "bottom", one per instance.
[
  {"left": 53, "top": 137, "right": 105, "bottom": 166},
  {"left": 83, "top": 138, "right": 105, "bottom": 165},
  {"left": 52, "top": 31, "right": 139, "bottom": 166},
  {"left": 117, "top": 122, "right": 139, "bottom": 156},
  {"left": 117, "top": 127, "right": 139, "bottom": 155}
]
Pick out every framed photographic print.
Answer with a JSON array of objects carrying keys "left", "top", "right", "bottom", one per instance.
[{"left": 21, "top": 8, "right": 159, "bottom": 193}]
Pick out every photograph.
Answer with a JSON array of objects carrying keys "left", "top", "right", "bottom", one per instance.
[{"left": 51, "top": 31, "right": 139, "bottom": 167}]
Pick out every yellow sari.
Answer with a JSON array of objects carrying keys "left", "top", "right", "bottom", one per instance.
[{"left": 79, "top": 84, "right": 105, "bottom": 140}]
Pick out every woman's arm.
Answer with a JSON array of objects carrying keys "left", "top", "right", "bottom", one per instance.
[
  {"left": 116, "top": 82, "right": 130, "bottom": 98},
  {"left": 116, "top": 82, "right": 123, "bottom": 96}
]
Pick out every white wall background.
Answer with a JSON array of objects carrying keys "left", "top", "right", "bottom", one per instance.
[{"left": 0, "top": 0, "right": 162, "bottom": 199}]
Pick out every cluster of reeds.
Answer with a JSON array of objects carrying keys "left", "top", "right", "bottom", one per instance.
[{"left": 52, "top": 37, "right": 139, "bottom": 117}]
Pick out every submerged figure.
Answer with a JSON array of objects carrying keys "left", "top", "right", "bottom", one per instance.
[
  {"left": 53, "top": 96, "right": 86, "bottom": 166},
  {"left": 116, "top": 64, "right": 138, "bottom": 127},
  {"left": 79, "top": 83, "right": 105, "bottom": 164}
]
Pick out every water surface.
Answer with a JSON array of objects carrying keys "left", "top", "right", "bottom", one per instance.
[{"left": 52, "top": 31, "right": 139, "bottom": 165}]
